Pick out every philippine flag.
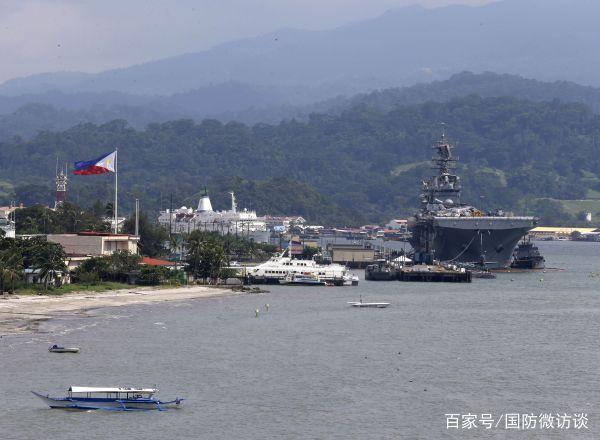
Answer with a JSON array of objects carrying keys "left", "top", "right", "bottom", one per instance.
[{"left": 73, "top": 151, "right": 117, "bottom": 175}]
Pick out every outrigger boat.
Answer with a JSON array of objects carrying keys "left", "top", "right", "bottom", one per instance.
[
  {"left": 48, "top": 345, "right": 79, "bottom": 353},
  {"left": 32, "top": 386, "right": 184, "bottom": 411}
]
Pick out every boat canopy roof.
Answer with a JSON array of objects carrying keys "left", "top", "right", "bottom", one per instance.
[{"left": 69, "top": 386, "right": 157, "bottom": 394}]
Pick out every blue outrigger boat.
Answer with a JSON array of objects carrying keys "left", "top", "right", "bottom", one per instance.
[{"left": 32, "top": 386, "right": 184, "bottom": 411}]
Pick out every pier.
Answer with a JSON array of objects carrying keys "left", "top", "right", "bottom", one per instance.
[{"left": 397, "top": 266, "right": 472, "bottom": 283}]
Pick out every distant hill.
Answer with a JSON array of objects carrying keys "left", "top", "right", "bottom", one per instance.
[
  {"left": 2, "top": 0, "right": 600, "bottom": 99},
  {"left": 5, "top": 72, "right": 600, "bottom": 139},
  {"left": 5, "top": 71, "right": 600, "bottom": 139},
  {"left": 0, "top": 82, "right": 286, "bottom": 139},
  {"left": 1, "top": 96, "right": 599, "bottom": 226},
  {"left": 332, "top": 71, "right": 600, "bottom": 115},
  {"left": 227, "top": 71, "right": 600, "bottom": 124}
]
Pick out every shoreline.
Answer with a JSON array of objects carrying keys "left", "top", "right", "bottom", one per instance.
[{"left": 0, "top": 285, "right": 242, "bottom": 336}]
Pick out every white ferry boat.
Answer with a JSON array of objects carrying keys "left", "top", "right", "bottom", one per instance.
[
  {"left": 32, "top": 386, "right": 183, "bottom": 411},
  {"left": 248, "top": 248, "right": 356, "bottom": 286}
]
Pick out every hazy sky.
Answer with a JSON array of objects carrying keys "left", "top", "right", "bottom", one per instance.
[{"left": 0, "top": 0, "right": 494, "bottom": 84}]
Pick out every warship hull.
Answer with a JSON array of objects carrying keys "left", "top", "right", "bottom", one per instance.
[{"left": 409, "top": 216, "right": 535, "bottom": 269}]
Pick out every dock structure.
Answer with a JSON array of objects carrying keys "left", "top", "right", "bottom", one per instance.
[
  {"left": 326, "top": 243, "right": 375, "bottom": 268},
  {"left": 397, "top": 265, "right": 472, "bottom": 283}
]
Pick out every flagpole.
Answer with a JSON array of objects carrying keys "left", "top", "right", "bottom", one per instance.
[{"left": 114, "top": 149, "right": 118, "bottom": 234}]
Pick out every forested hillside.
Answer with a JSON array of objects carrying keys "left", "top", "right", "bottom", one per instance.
[
  {"left": 5, "top": 72, "right": 600, "bottom": 140},
  {"left": 1, "top": 96, "right": 599, "bottom": 225}
]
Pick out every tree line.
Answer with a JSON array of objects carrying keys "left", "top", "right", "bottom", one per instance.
[{"left": 1, "top": 96, "right": 600, "bottom": 225}]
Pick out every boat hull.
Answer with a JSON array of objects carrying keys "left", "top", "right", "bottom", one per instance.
[
  {"left": 348, "top": 302, "right": 390, "bottom": 308},
  {"left": 279, "top": 281, "right": 326, "bottom": 286},
  {"left": 32, "top": 392, "right": 183, "bottom": 411},
  {"left": 511, "top": 258, "right": 545, "bottom": 269},
  {"left": 48, "top": 348, "right": 79, "bottom": 353},
  {"left": 365, "top": 268, "right": 397, "bottom": 281},
  {"left": 409, "top": 216, "right": 536, "bottom": 269}
]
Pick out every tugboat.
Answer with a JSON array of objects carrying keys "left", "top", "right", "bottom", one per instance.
[
  {"left": 408, "top": 131, "right": 537, "bottom": 269},
  {"left": 510, "top": 236, "right": 545, "bottom": 269}
]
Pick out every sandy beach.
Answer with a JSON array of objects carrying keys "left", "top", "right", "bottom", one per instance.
[{"left": 0, "top": 285, "right": 240, "bottom": 335}]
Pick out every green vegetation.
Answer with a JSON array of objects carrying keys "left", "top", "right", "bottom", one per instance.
[
  {"left": 2, "top": 96, "right": 600, "bottom": 225},
  {"left": 185, "top": 231, "right": 229, "bottom": 282},
  {"left": 555, "top": 200, "right": 600, "bottom": 218},
  {"left": 121, "top": 212, "right": 168, "bottom": 258},
  {"left": 0, "top": 236, "right": 66, "bottom": 293},
  {"left": 15, "top": 202, "right": 109, "bottom": 234},
  {"left": 73, "top": 250, "right": 141, "bottom": 284},
  {"left": 184, "top": 230, "right": 275, "bottom": 283}
]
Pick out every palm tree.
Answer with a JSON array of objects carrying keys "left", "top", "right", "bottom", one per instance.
[
  {"left": 0, "top": 243, "right": 23, "bottom": 294},
  {"left": 33, "top": 242, "right": 67, "bottom": 290}
]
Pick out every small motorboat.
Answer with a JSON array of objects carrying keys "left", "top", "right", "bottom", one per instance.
[
  {"left": 48, "top": 345, "right": 80, "bottom": 353},
  {"left": 32, "top": 386, "right": 184, "bottom": 411}
]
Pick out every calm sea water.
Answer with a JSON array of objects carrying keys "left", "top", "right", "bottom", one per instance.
[{"left": 2, "top": 241, "right": 600, "bottom": 439}]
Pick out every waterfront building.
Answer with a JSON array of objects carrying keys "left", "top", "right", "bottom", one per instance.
[
  {"left": 47, "top": 231, "right": 139, "bottom": 270},
  {"left": 385, "top": 218, "right": 408, "bottom": 231},
  {"left": 326, "top": 243, "right": 376, "bottom": 268},
  {"left": 529, "top": 226, "right": 600, "bottom": 240},
  {"left": 157, "top": 191, "right": 270, "bottom": 243},
  {"left": 0, "top": 206, "right": 16, "bottom": 238},
  {"left": 263, "top": 215, "right": 306, "bottom": 232}
]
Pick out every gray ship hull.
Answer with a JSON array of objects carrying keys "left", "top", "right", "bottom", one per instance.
[{"left": 410, "top": 216, "right": 536, "bottom": 269}]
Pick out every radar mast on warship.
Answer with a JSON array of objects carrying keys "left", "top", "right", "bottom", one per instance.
[{"left": 408, "top": 130, "right": 537, "bottom": 269}]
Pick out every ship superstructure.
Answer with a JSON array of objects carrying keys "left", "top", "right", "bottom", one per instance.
[
  {"left": 408, "top": 132, "right": 536, "bottom": 269},
  {"left": 158, "top": 190, "right": 269, "bottom": 243}
]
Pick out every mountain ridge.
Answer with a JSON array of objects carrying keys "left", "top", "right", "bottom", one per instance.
[{"left": 3, "top": 0, "right": 600, "bottom": 98}]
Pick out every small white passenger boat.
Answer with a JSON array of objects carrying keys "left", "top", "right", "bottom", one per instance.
[
  {"left": 32, "top": 386, "right": 184, "bottom": 411},
  {"left": 48, "top": 345, "right": 79, "bottom": 353}
]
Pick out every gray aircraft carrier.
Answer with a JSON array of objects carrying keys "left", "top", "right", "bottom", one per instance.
[{"left": 408, "top": 132, "right": 537, "bottom": 269}]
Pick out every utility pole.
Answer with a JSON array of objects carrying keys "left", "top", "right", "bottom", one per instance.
[
  {"left": 135, "top": 198, "right": 140, "bottom": 237},
  {"left": 169, "top": 193, "right": 173, "bottom": 239}
]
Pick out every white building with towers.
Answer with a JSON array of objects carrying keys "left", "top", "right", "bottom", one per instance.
[{"left": 158, "top": 190, "right": 269, "bottom": 243}]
